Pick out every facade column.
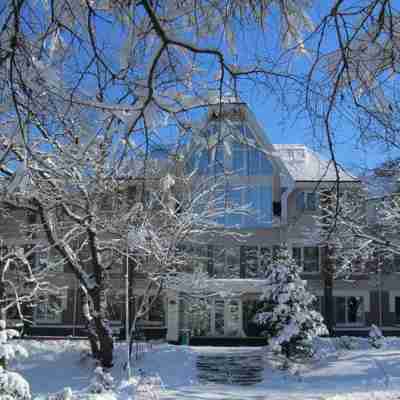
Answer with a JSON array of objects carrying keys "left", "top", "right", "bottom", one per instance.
[{"left": 166, "top": 290, "right": 179, "bottom": 342}]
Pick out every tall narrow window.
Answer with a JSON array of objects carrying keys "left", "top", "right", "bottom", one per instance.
[
  {"left": 304, "top": 247, "right": 319, "bottom": 272},
  {"left": 292, "top": 247, "right": 302, "bottom": 268}
]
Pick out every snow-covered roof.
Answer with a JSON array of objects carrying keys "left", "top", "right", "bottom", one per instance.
[{"left": 273, "top": 144, "right": 358, "bottom": 182}]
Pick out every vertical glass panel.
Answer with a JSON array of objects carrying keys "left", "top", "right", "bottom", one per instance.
[
  {"left": 248, "top": 148, "right": 260, "bottom": 175},
  {"left": 335, "top": 297, "right": 346, "bottom": 324},
  {"left": 260, "top": 186, "right": 272, "bottom": 225},
  {"left": 347, "top": 296, "right": 364, "bottom": 324},
  {"left": 260, "top": 152, "right": 273, "bottom": 175},
  {"left": 225, "top": 185, "right": 243, "bottom": 227},
  {"left": 215, "top": 298, "right": 225, "bottom": 336},
  {"left": 214, "top": 189, "right": 225, "bottom": 225},
  {"left": 245, "top": 186, "right": 258, "bottom": 226},
  {"left": 214, "top": 144, "right": 224, "bottom": 175},
  {"left": 198, "top": 149, "right": 209, "bottom": 174},
  {"left": 233, "top": 143, "right": 245, "bottom": 176},
  {"left": 304, "top": 247, "right": 319, "bottom": 272},
  {"left": 296, "top": 191, "right": 305, "bottom": 210}
]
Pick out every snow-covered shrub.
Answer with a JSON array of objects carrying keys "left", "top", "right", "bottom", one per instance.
[
  {"left": 0, "top": 319, "right": 31, "bottom": 400},
  {"left": 255, "top": 247, "right": 327, "bottom": 359},
  {"left": 337, "top": 336, "right": 359, "bottom": 350},
  {"left": 89, "top": 367, "right": 114, "bottom": 394},
  {"left": 47, "top": 387, "right": 73, "bottom": 400},
  {"left": 369, "top": 324, "right": 385, "bottom": 348}
]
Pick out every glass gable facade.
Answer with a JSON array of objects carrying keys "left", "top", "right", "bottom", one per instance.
[
  {"left": 191, "top": 123, "right": 273, "bottom": 177},
  {"left": 191, "top": 121, "right": 274, "bottom": 228}
]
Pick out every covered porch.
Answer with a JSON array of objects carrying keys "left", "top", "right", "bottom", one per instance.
[{"left": 165, "top": 279, "right": 267, "bottom": 343}]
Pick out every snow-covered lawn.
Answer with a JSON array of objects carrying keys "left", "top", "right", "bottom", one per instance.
[{"left": 9, "top": 337, "right": 400, "bottom": 399}]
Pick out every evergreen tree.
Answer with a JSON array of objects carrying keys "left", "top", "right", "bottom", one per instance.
[{"left": 255, "top": 246, "right": 327, "bottom": 359}]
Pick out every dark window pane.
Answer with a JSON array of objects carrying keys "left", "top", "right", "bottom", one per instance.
[
  {"left": 306, "top": 192, "right": 317, "bottom": 210},
  {"left": 335, "top": 297, "right": 346, "bottom": 324},
  {"left": 347, "top": 296, "right": 364, "bottom": 324},
  {"left": 395, "top": 297, "right": 400, "bottom": 323},
  {"left": 242, "top": 246, "right": 259, "bottom": 278},
  {"left": 292, "top": 247, "right": 302, "bottom": 267},
  {"left": 304, "top": 247, "right": 319, "bottom": 272}
]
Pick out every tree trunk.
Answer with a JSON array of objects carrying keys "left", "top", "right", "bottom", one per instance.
[
  {"left": 89, "top": 283, "right": 114, "bottom": 368},
  {"left": 94, "top": 316, "right": 114, "bottom": 369}
]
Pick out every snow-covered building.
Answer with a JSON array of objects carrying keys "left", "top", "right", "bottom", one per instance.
[
  {"left": 161, "top": 103, "right": 400, "bottom": 342},
  {"left": 4, "top": 101, "right": 400, "bottom": 342}
]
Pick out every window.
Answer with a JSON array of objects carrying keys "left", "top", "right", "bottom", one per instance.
[
  {"left": 335, "top": 296, "right": 364, "bottom": 325},
  {"left": 395, "top": 297, "right": 400, "bottom": 323},
  {"left": 35, "top": 292, "right": 67, "bottom": 324},
  {"left": 36, "top": 248, "right": 65, "bottom": 273},
  {"left": 149, "top": 297, "right": 165, "bottom": 323},
  {"left": 211, "top": 246, "right": 240, "bottom": 278},
  {"left": 106, "top": 291, "right": 123, "bottom": 323},
  {"left": 296, "top": 191, "right": 318, "bottom": 211},
  {"left": 240, "top": 246, "right": 273, "bottom": 278},
  {"left": 136, "top": 296, "right": 165, "bottom": 325},
  {"left": 292, "top": 246, "right": 320, "bottom": 273},
  {"left": 304, "top": 247, "right": 319, "bottom": 272}
]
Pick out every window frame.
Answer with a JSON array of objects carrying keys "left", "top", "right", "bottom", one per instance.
[
  {"left": 296, "top": 191, "right": 319, "bottom": 212},
  {"left": 334, "top": 295, "right": 365, "bottom": 326},
  {"left": 292, "top": 246, "right": 321, "bottom": 274},
  {"left": 35, "top": 290, "right": 67, "bottom": 324}
]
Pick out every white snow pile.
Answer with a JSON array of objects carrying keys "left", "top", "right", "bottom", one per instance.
[
  {"left": 7, "top": 337, "right": 400, "bottom": 400},
  {"left": 369, "top": 325, "right": 385, "bottom": 349},
  {"left": 0, "top": 366, "right": 31, "bottom": 400},
  {"left": 0, "top": 319, "right": 31, "bottom": 400}
]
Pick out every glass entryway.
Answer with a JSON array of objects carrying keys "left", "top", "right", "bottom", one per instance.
[{"left": 186, "top": 296, "right": 243, "bottom": 337}]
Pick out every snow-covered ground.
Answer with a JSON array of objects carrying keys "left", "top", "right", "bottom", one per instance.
[{"left": 10, "top": 337, "right": 400, "bottom": 399}]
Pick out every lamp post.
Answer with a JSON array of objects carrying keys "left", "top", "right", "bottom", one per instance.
[{"left": 125, "top": 229, "right": 131, "bottom": 379}]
